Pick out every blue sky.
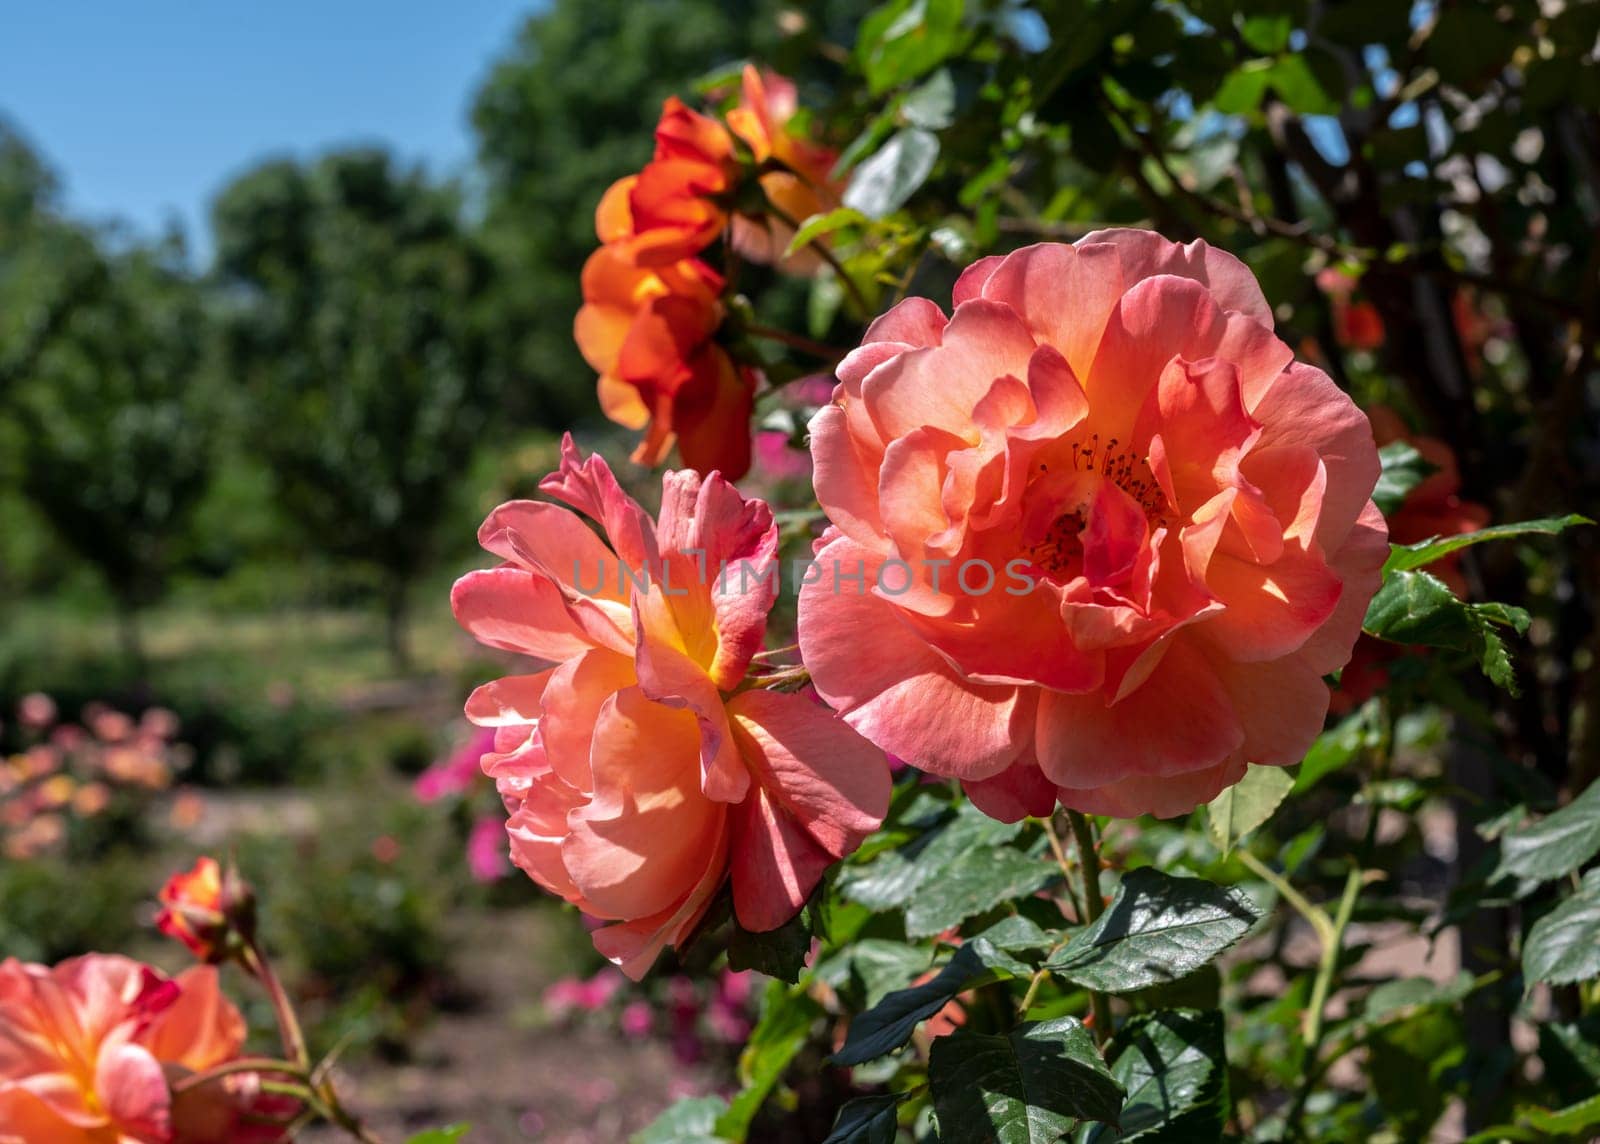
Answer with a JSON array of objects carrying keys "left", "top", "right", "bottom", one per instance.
[{"left": 0, "top": 2, "right": 538, "bottom": 259}]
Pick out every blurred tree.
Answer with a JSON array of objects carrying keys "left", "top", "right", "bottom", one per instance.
[
  {"left": 1, "top": 231, "right": 216, "bottom": 666},
  {"left": 470, "top": 0, "right": 870, "bottom": 427},
  {"left": 212, "top": 150, "right": 500, "bottom": 670}
]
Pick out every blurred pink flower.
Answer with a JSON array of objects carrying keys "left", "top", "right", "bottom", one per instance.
[
  {"left": 620, "top": 1000, "right": 654, "bottom": 1038},
  {"left": 16, "top": 693, "right": 56, "bottom": 730},
  {"left": 754, "top": 430, "right": 813, "bottom": 481},
  {"left": 466, "top": 813, "right": 511, "bottom": 882},
  {"left": 413, "top": 727, "right": 497, "bottom": 804},
  {"left": 139, "top": 707, "right": 181, "bottom": 741},
  {"left": 543, "top": 969, "right": 626, "bottom": 1018}
]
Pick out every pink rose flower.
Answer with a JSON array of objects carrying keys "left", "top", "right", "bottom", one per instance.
[
  {"left": 798, "top": 230, "right": 1388, "bottom": 820},
  {"left": 0, "top": 955, "right": 293, "bottom": 1143},
  {"left": 451, "top": 436, "right": 890, "bottom": 978}
]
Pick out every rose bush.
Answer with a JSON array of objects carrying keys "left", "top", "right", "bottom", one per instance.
[{"left": 799, "top": 231, "right": 1389, "bottom": 818}]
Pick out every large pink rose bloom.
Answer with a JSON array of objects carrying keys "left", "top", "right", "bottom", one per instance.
[
  {"left": 452, "top": 436, "right": 890, "bottom": 978},
  {"left": 798, "top": 230, "right": 1388, "bottom": 820},
  {"left": 0, "top": 955, "right": 289, "bottom": 1144}
]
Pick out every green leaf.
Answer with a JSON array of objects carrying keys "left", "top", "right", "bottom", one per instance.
[
  {"left": 1265, "top": 54, "right": 1339, "bottom": 115},
  {"left": 972, "top": 914, "right": 1055, "bottom": 956},
  {"left": 842, "top": 128, "right": 940, "bottom": 219},
  {"left": 903, "top": 843, "right": 1056, "bottom": 939},
  {"left": 857, "top": 0, "right": 966, "bottom": 96},
  {"left": 783, "top": 207, "right": 869, "bottom": 259},
  {"left": 1383, "top": 513, "right": 1592, "bottom": 574},
  {"left": 834, "top": 942, "right": 1027, "bottom": 1065},
  {"left": 1371, "top": 440, "right": 1437, "bottom": 516},
  {"left": 1362, "top": 568, "right": 1530, "bottom": 691},
  {"left": 1540, "top": 1016, "right": 1600, "bottom": 1105},
  {"left": 822, "top": 1093, "right": 905, "bottom": 1144},
  {"left": 632, "top": 1097, "right": 729, "bottom": 1144},
  {"left": 1206, "top": 765, "right": 1294, "bottom": 856},
  {"left": 1363, "top": 971, "right": 1474, "bottom": 1023},
  {"left": 1522, "top": 1094, "right": 1600, "bottom": 1136},
  {"left": 1046, "top": 869, "right": 1261, "bottom": 995},
  {"left": 1293, "top": 709, "right": 1377, "bottom": 793},
  {"left": 405, "top": 1129, "right": 471, "bottom": 1144},
  {"left": 839, "top": 800, "right": 1020, "bottom": 911},
  {"left": 1523, "top": 873, "right": 1600, "bottom": 987},
  {"left": 1081, "top": 1010, "right": 1227, "bottom": 1142},
  {"left": 901, "top": 68, "right": 956, "bottom": 129},
  {"left": 1493, "top": 781, "right": 1600, "bottom": 886},
  {"left": 931, "top": 1017, "right": 1124, "bottom": 1141},
  {"left": 717, "top": 983, "right": 823, "bottom": 1139},
  {"left": 727, "top": 906, "right": 812, "bottom": 983}
]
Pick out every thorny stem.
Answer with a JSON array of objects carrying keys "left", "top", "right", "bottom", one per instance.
[{"left": 1065, "top": 810, "right": 1115, "bottom": 1046}]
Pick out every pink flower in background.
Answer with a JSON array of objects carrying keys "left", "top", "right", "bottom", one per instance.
[
  {"left": 542, "top": 969, "right": 626, "bottom": 1018},
  {"left": 16, "top": 694, "right": 56, "bottom": 731},
  {"left": 413, "top": 727, "right": 497, "bottom": 804},
  {"left": 754, "top": 430, "right": 814, "bottom": 481},
  {"left": 799, "top": 230, "right": 1387, "bottom": 820},
  {"left": 465, "top": 814, "right": 511, "bottom": 883},
  {"left": 452, "top": 435, "right": 890, "bottom": 978}
]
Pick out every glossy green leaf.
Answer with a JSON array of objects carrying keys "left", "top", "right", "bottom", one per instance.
[
  {"left": 1493, "top": 781, "right": 1600, "bottom": 886},
  {"left": 822, "top": 1093, "right": 905, "bottom": 1144},
  {"left": 1081, "top": 1010, "right": 1227, "bottom": 1143},
  {"left": 903, "top": 843, "right": 1056, "bottom": 939},
  {"left": 1362, "top": 568, "right": 1529, "bottom": 691},
  {"left": 1206, "top": 764, "right": 1295, "bottom": 856},
  {"left": 727, "top": 906, "right": 812, "bottom": 983},
  {"left": 833, "top": 941, "right": 1027, "bottom": 1065},
  {"left": 931, "top": 1017, "right": 1124, "bottom": 1141},
  {"left": 1523, "top": 872, "right": 1600, "bottom": 987},
  {"left": 1046, "top": 869, "right": 1260, "bottom": 994},
  {"left": 842, "top": 128, "right": 939, "bottom": 219},
  {"left": 1383, "top": 513, "right": 1591, "bottom": 574},
  {"left": 1371, "top": 440, "right": 1437, "bottom": 516}
]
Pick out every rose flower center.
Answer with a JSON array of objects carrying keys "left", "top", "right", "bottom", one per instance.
[{"left": 1018, "top": 433, "right": 1168, "bottom": 585}]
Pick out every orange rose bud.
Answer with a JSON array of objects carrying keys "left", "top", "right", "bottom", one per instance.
[{"left": 156, "top": 856, "right": 256, "bottom": 963}]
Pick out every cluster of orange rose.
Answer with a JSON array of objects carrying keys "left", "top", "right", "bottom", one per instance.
[
  {"left": 1, "top": 696, "right": 188, "bottom": 860},
  {"left": 575, "top": 66, "right": 841, "bottom": 479},
  {"left": 458, "top": 214, "right": 1420, "bottom": 973}
]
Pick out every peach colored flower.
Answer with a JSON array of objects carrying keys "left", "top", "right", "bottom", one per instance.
[
  {"left": 451, "top": 437, "right": 890, "bottom": 977},
  {"left": 573, "top": 244, "right": 755, "bottom": 478},
  {"left": 0, "top": 955, "right": 289, "bottom": 1144},
  {"left": 799, "top": 231, "right": 1389, "bottom": 819},
  {"left": 724, "top": 67, "right": 843, "bottom": 274}
]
